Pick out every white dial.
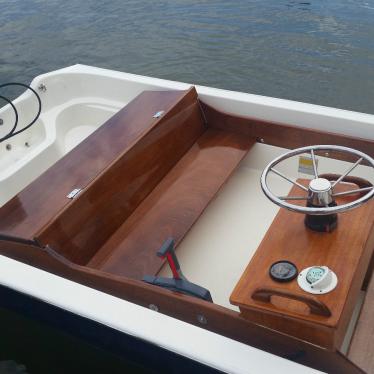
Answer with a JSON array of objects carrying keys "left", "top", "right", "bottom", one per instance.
[
  {"left": 298, "top": 266, "right": 338, "bottom": 294},
  {"left": 306, "top": 267, "right": 326, "bottom": 284}
]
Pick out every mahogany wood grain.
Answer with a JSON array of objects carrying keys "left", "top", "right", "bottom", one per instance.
[
  {"left": 252, "top": 287, "right": 331, "bottom": 317},
  {"left": 200, "top": 101, "right": 374, "bottom": 163},
  {"left": 88, "top": 129, "right": 253, "bottom": 277},
  {"left": 0, "top": 89, "right": 193, "bottom": 239},
  {"left": 36, "top": 88, "right": 205, "bottom": 264},
  {"left": 230, "top": 180, "right": 374, "bottom": 349},
  {"left": 0, "top": 238, "right": 364, "bottom": 374},
  {"left": 348, "top": 267, "right": 374, "bottom": 374}
]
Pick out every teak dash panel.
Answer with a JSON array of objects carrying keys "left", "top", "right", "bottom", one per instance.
[
  {"left": 0, "top": 89, "right": 191, "bottom": 239},
  {"left": 230, "top": 180, "right": 374, "bottom": 349},
  {"left": 88, "top": 129, "right": 254, "bottom": 278},
  {"left": 200, "top": 101, "right": 374, "bottom": 163},
  {"left": 37, "top": 88, "right": 206, "bottom": 264}
]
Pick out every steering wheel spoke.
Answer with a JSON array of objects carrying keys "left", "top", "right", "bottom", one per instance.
[
  {"left": 332, "top": 186, "right": 373, "bottom": 198},
  {"left": 278, "top": 196, "right": 309, "bottom": 201},
  {"left": 331, "top": 157, "right": 363, "bottom": 188},
  {"left": 270, "top": 168, "right": 308, "bottom": 192},
  {"left": 310, "top": 149, "right": 319, "bottom": 179}
]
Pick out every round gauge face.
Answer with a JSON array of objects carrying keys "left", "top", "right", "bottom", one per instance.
[
  {"left": 306, "top": 267, "right": 326, "bottom": 284},
  {"left": 269, "top": 261, "right": 298, "bottom": 282}
]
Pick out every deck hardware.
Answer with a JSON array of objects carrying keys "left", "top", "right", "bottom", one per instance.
[
  {"left": 257, "top": 137, "right": 265, "bottom": 143},
  {"left": 153, "top": 110, "right": 164, "bottom": 119},
  {"left": 142, "top": 238, "right": 213, "bottom": 302},
  {"left": 67, "top": 188, "right": 82, "bottom": 199},
  {"left": 38, "top": 84, "right": 47, "bottom": 92},
  {"left": 24, "top": 142, "right": 30, "bottom": 147},
  {"left": 298, "top": 266, "right": 338, "bottom": 294},
  {"left": 149, "top": 304, "right": 159, "bottom": 312},
  {"left": 5, "top": 144, "right": 11, "bottom": 151},
  {"left": 269, "top": 261, "right": 298, "bottom": 282},
  {"left": 0, "top": 119, "right": 3, "bottom": 125},
  {"left": 197, "top": 314, "right": 207, "bottom": 325}
]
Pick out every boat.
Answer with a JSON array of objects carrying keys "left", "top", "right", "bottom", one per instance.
[{"left": 0, "top": 64, "right": 373, "bottom": 374}]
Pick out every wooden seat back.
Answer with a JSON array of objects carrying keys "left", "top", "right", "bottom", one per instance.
[{"left": 35, "top": 88, "right": 206, "bottom": 264}]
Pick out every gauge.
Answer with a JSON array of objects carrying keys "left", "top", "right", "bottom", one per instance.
[
  {"left": 306, "top": 266, "right": 326, "bottom": 284},
  {"left": 269, "top": 261, "right": 298, "bottom": 282},
  {"left": 298, "top": 266, "right": 338, "bottom": 294}
]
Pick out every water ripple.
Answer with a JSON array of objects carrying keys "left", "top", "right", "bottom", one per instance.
[{"left": 0, "top": 0, "right": 373, "bottom": 113}]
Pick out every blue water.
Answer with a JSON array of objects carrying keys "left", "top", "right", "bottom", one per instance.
[{"left": 0, "top": 0, "right": 373, "bottom": 113}]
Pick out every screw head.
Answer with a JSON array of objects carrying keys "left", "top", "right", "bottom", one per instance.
[
  {"left": 5, "top": 144, "right": 11, "bottom": 151},
  {"left": 38, "top": 84, "right": 47, "bottom": 92},
  {"left": 149, "top": 304, "right": 159, "bottom": 312},
  {"left": 197, "top": 314, "right": 207, "bottom": 324}
]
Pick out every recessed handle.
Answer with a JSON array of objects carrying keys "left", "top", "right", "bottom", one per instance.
[{"left": 252, "top": 287, "right": 331, "bottom": 317}]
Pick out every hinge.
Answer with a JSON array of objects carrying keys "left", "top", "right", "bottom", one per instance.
[{"left": 67, "top": 188, "right": 83, "bottom": 199}]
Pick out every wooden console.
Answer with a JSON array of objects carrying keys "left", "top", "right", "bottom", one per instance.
[{"left": 230, "top": 180, "right": 374, "bottom": 349}]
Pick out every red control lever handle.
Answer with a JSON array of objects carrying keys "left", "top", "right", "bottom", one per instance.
[{"left": 157, "top": 238, "right": 186, "bottom": 280}]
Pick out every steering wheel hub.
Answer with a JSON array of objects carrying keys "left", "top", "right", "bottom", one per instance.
[
  {"left": 308, "top": 178, "right": 333, "bottom": 207},
  {"left": 309, "top": 178, "right": 331, "bottom": 192}
]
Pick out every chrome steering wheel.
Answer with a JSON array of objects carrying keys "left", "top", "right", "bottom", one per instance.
[{"left": 261, "top": 145, "right": 374, "bottom": 215}]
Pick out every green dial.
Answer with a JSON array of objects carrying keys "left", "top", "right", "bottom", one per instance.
[{"left": 306, "top": 267, "right": 325, "bottom": 284}]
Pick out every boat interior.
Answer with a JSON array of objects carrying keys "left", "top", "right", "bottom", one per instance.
[{"left": 0, "top": 86, "right": 374, "bottom": 374}]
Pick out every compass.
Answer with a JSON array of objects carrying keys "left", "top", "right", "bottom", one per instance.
[
  {"left": 298, "top": 266, "right": 338, "bottom": 294},
  {"left": 306, "top": 266, "right": 326, "bottom": 284}
]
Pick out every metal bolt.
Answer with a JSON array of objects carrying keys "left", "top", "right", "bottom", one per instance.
[
  {"left": 25, "top": 142, "right": 30, "bottom": 147},
  {"left": 5, "top": 144, "right": 11, "bottom": 151},
  {"left": 257, "top": 137, "right": 265, "bottom": 143},
  {"left": 0, "top": 119, "right": 3, "bottom": 126},
  {"left": 153, "top": 110, "right": 164, "bottom": 119},
  {"left": 38, "top": 83, "right": 47, "bottom": 92},
  {"left": 149, "top": 304, "right": 159, "bottom": 312},
  {"left": 197, "top": 314, "right": 207, "bottom": 324}
]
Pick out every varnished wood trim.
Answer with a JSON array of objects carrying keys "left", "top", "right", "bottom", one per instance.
[
  {"left": 252, "top": 287, "right": 331, "bottom": 317},
  {"left": 0, "top": 233, "right": 41, "bottom": 247},
  {"left": 89, "top": 129, "right": 254, "bottom": 278},
  {"left": 0, "top": 89, "right": 196, "bottom": 239},
  {"left": 200, "top": 101, "right": 374, "bottom": 163},
  {"left": 36, "top": 88, "right": 205, "bottom": 264}
]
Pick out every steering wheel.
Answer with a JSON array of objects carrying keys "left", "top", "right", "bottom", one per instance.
[{"left": 260, "top": 145, "right": 374, "bottom": 215}]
